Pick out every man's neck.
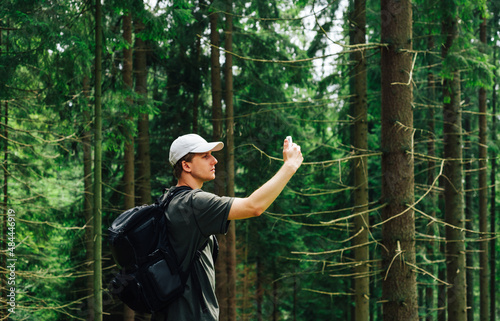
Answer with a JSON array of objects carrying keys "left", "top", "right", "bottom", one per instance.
[{"left": 177, "top": 175, "right": 203, "bottom": 190}]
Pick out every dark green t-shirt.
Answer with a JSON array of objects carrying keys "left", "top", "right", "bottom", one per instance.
[{"left": 160, "top": 187, "right": 233, "bottom": 321}]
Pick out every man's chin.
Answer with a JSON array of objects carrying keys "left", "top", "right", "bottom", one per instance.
[{"left": 204, "top": 174, "right": 216, "bottom": 181}]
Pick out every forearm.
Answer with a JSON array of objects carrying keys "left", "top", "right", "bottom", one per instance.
[
  {"left": 247, "top": 162, "right": 297, "bottom": 213},
  {"left": 228, "top": 139, "right": 303, "bottom": 220},
  {"left": 228, "top": 163, "right": 297, "bottom": 220}
]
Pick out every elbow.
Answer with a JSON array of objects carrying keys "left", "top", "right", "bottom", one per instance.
[
  {"left": 243, "top": 197, "right": 265, "bottom": 217},
  {"left": 247, "top": 202, "right": 265, "bottom": 217},
  {"left": 252, "top": 207, "right": 265, "bottom": 217},
  {"left": 230, "top": 198, "right": 265, "bottom": 220}
]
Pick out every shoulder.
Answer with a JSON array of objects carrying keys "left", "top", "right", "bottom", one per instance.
[
  {"left": 167, "top": 188, "right": 231, "bottom": 213},
  {"left": 190, "top": 189, "right": 234, "bottom": 211}
]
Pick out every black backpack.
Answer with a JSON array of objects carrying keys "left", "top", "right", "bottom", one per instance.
[{"left": 107, "top": 186, "right": 199, "bottom": 313}]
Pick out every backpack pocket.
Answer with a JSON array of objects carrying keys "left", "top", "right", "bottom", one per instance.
[
  {"left": 141, "top": 249, "right": 185, "bottom": 311},
  {"left": 109, "top": 249, "right": 185, "bottom": 313},
  {"left": 146, "top": 255, "right": 183, "bottom": 300},
  {"left": 109, "top": 270, "right": 150, "bottom": 313}
]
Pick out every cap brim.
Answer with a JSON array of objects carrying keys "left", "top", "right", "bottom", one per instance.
[{"left": 191, "top": 141, "right": 224, "bottom": 153}]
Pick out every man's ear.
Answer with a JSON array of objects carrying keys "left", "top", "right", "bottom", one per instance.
[{"left": 181, "top": 160, "right": 192, "bottom": 173}]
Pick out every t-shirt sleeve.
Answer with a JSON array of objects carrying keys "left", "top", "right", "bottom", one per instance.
[{"left": 190, "top": 190, "right": 233, "bottom": 237}]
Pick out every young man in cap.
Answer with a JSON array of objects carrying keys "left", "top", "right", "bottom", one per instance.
[{"left": 153, "top": 133, "right": 303, "bottom": 321}]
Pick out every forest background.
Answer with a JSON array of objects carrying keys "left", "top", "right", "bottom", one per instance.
[{"left": 0, "top": 0, "right": 499, "bottom": 320}]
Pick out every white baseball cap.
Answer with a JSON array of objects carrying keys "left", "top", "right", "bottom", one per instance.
[{"left": 169, "top": 134, "right": 224, "bottom": 166}]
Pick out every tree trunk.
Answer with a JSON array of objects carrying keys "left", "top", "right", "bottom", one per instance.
[
  {"left": 464, "top": 106, "right": 475, "bottom": 321},
  {"left": 123, "top": 9, "right": 134, "bottom": 209},
  {"left": 350, "top": 0, "right": 369, "bottom": 319},
  {"left": 441, "top": 1, "right": 467, "bottom": 319},
  {"left": 210, "top": 6, "right": 229, "bottom": 321},
  {"left": 256, "top": 257, "right": 263, "bottom": 321},
  {"left": 242, "top": 223, "right": 250, "bottom": 321},
  {"left": 272, "top": 276, "right": 279, "bottom": 321},
  {"left": 122, "top": 9, "right": 136, "bottom": 321},
  {"left": 490, "top": 13, "right": 497, "bottom": 320},
  {"left": 425, "top": 32, "right": 437, "bottom": 321},
  {"left": 192, "top": 4, "right": 203, "bottom": 134},
  {"left": 380, "top": 0, "right": 418, "bottom": 319},
  {"left": 478, "top": 16, "right": 490, "bottom": 321},
  {"left": 93, "top": 0, "right": 103, "bottom": 319},
  {"left": 193, "top": 34, "right": 200, "bottom": 134},
  {"left": 437, "top": 255, "right": 447, "bottom": 321},
  {"left": 224, "top": 2, "right": 237, "bottom": 320},
  {"left": 82, "top": 76, "right": 95, "bottom": 321},
  {"left": 210, "top": 2, "right": 225, "bottom": 197},
  {"left": 134, "top": 16, "right": 151, "bottom": 206}
]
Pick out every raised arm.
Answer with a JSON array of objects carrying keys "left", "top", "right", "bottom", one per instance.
[{"left": 228, "top": 138, "right": 303, "bottom": 220}]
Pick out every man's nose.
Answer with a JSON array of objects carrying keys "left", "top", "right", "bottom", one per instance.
[{"left": 212, "top": 155, "right": 218, "bottom": 164}]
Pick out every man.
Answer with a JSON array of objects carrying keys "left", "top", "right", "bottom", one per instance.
[{"left": 153, "top": 133, "right": 303, "bottom": 321}]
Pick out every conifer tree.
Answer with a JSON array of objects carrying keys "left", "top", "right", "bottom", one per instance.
[
  {"left": 478, "top": 14, "right": 490, "bottom": 321},
  {"left": 350, "top": 0, "right": 369, "bottom": 319},
  {"left": 93, "top": 0, "right": 103, "bottom": 319},
  {"left": 380, "top": 0, "right": 418, "bottom": 318},
  {"left": 224, "top": 0, "right": 237, "bottom": 319},
  {"left": 441, "top": 0, "right": 467, "bottom": 319}
]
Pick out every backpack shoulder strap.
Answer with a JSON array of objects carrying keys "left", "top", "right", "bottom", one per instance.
[
  {"left": 157, "top": 185, "right": 193, "bottom": 208},
  {"left": 185, "top": 239, "right": 211, "bottom": 313}
]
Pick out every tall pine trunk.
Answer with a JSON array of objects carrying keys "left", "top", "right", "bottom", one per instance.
[
  {"left": 490, "top": 13, "right": 497, "bottom": 320},
  {"left": 478, "top": 16, "right": 490, "bottom": 321},
  {"left": 224, "top": 1, "right": 237, "bottom": 320},
  {"left": 122, "top": 9, "right": 136, "bottom": 321},
  {"left": 256, "top": 257, "right": 263, "bottom": 321},
  {"left": 134, "top": 14, "right": 151, "bottom": 206},
  {"left": 441, "top": 1, "right": 467, "bottom": 319},
  {"left": 437, "top": 176, "right": 447, "bottom": 321},
  {"left": 350, "top": 0, "right": 369, "bottom": 319},
  {"left": 210, "top": 2, "right": 225, "bottom": 197},
  {"left": 210, "top": 6, "right": 229, "bottom": 321},
  {"left": 464, "top": 105, "right": 475, "bottom": 321},
  {"left": 380, "top": 0, "right": 418, "bottom": 319},
  {"left": 82, "top": 76, "right": 95, "bottom": 321},
  {"left": 272, "top": 275, "right": 279, "bottom": 321},
  {"left": 93, "top": 0, "right": 103, "bottom": 319},
  {"left": 425, "top": 32, "right": 438, "bottom": 321}
]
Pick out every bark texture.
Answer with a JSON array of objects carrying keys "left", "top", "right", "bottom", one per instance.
[{"left": 380, "top": 0, "right": 418, "bottom": 319}]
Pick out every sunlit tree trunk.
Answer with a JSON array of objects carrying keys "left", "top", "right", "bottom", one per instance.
[
  {"left": 93, "top": 0, "right": 103, "bottom": 319},
  {"left": 441, "top": 1, "right": 467, "bottom": 319},
  {"left": 380, "top": 0, "right": 418, "bottom": 319}
]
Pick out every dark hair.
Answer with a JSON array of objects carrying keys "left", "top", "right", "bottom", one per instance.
[{"left": 173, "top": 153, "right": 195, "bottom": 179}]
